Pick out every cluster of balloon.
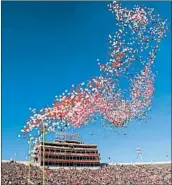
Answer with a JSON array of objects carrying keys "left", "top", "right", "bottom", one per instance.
[{"left": 19, "top": 1, "right": 169, "bottom": 144}]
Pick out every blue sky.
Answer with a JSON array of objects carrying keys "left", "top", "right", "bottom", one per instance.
[{"left": 2, "top": 1, "right": 171, "bottom": 163}]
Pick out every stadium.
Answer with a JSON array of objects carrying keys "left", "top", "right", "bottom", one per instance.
[{"left": 1, "top": 134, "right": 172, "bottom": 185}]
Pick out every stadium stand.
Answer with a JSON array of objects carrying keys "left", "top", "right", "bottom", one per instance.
[{"left": 1, "top": 160, "right": 171, "bottom": 185}]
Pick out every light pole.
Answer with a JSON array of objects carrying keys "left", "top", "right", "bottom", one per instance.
[
  {"left": 136, "top": 147, "right": 142, "bottom": 161},
  {"left": 14, "top": 153, "right": 18, "bottom": 162}
]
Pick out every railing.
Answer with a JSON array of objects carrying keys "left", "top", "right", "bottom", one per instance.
[
  {"left": 40, "top": 158, "right": 100, "bottom": 163},
  {"left": 38, "top": 145, "right": 98, "bottom": 151},
  {"left": 39, "top": 151, "right": 99, "bottom": 157}
]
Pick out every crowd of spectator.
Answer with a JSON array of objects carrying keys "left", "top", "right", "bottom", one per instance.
[{"left": 1, "top": 161, "right": 171, "bottom": 185}]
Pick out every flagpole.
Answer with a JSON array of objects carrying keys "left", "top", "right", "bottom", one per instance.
[
  {"left": 28, "top": 138, "right": 31, "bottom": 185},
  {"left": 43, "top": 123, "right": 45, "bottom": 185}
]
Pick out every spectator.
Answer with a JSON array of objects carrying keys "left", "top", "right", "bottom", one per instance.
[{"left": 1, "top": 162, "right": 171, "bottom": 185}]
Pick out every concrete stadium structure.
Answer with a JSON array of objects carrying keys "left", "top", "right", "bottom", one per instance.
[{"left": 32, "top": 140, "right": 101, "bottom": 168}]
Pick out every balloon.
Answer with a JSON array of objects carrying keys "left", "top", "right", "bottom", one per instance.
[{"left": 20, "top": 1, "right": 169, "bottom": 141}]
